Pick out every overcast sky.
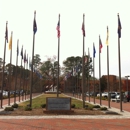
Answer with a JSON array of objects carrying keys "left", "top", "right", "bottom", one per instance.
[{"left": 0, "top": 0, "right": 130, "bottom": 79}]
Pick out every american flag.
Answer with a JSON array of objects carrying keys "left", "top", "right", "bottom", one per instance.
[
  {"left": 82, "top": 22, "right": 85, "bottom": 37},
  {"left": 56, "top": 21, "right": 60, "bottom": 38}
]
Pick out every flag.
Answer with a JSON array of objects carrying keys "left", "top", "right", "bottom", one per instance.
[
  {"left": 82, "top": 22, "right": 85, "bottom": 37},
  {"left": 5, "top": 23, "right": 8, "bottom": 43},
  {"left": 56, "top": 21, "right": 60, "bottom": 38},
  {"left": 17, "top": 40, "right": 19, "bottom": 56},
  {"left": 8, "top": 34, "right": 12, "bottom": 50},
  {"left": 99, "top": 36, "right": 103, "bottom": 53},
  {"left": 93, "top": 43, "right": 96, "bottom": 58},
  {"left": 24, "top": 50, "right": 26, "bottom": 63},
  {"left": 20, "top": 46, "right": 23, "bottom": 59},
  {"left": 29, "top": 57, "right": 31, "bottom": 69},
  {"left": 26, "top": 54, "right": 28, "bottom": 64},
  {"left": 117, "top": 14, "right": 122, "bottom": 38},
  {"left": 84, "top": 52, "right": 87, "bottom": 63},
  {"left": 106, "top": 26, "right": 109, "bottom": 45},
  {"left": 33, "top": 12, "right": 37, "bottom": 34},
  {"left": 88, "top": 48, "right": 90, "bottom": 57}
]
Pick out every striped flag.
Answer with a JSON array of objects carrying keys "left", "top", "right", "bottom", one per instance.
[
  {"left": 56, "top": 21, "right": 60, "bottom": 38},
  {"left": 82, "top": 22, "right": 85, "bottom": 37}
]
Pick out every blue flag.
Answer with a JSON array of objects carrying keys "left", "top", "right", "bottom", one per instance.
[
  {"left": 93, "top": 43, "right": 96, "bottom": 58},
  {"left": 117, "top": 14, "right": 122, "bottom": 38},
  {"left": 33, "top": 12, "right": 37, "bottom": 34},
  {"left": 21, "top": 46, "right": 23, "bottom": 59},
  {"left": 17, "top": 41, "right": 19, "bottom": 56},
  {"left": 5, "top": 22, "right": 8, "bottom": 43}
]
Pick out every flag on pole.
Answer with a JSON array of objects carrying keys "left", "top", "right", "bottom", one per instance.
[
  {"left": 17, "top": 40, "right": 19, "bottom": 56},
  {"left": 24, "top": 50, "right": 26, "bottom": 63},
  {"left": 117, "top": 14, "right": 122, "bottom": 38},
  {"left": 5, "top": 23, "right": 8, "bottom": 43},
  {"left": 56, "top": 20, "right": 60, "bottom": 38},
  {"left": 8, "top": 34, "right": 12, "bottom": 50},
  {"left": 84, "top": 52, "right": 87, "bottom": 63},
  {"left": 20, "top": 46, "right": 23, "bottom": 59},
  {"left": 99, "top": 36, "right": 103, "bottom": 53},
  {"left": 82, "top": 22, "right": 85, "bottom": 37},
  {"left": 93, "top": 43, "right": 96, "bottom": 58},
  {"left": 26, "top": 54, "right": 28, "bottom": 64},
  {"left": 33, "top": 11, "right": 37, "bottom": 34},
  {"left": 106, "top": 26, "right": 109, "bottom": 45},
  {"left": 29, "top": 57, "right": 31, "bottom": 69},
  {"left": 88, "top": 47, "right": 90, "bottom": 57}
]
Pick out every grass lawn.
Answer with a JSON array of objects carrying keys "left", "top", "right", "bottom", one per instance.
[{"left": 18, "top": 93, "right": 93, "bottom": 109}]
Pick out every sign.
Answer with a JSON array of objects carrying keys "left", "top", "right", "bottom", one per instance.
[{"left": 46, "top": 97, "right": 71, "bottom": 110}]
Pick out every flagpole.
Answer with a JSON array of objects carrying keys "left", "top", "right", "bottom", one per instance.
[
  {"left": 8, "top": 31, "right": 13, "bottom": 106},
  {"left": 93, "top": 43, "right": 95, "bottom": 104},
  {"left": 30, "top": 11, "right": 36, "bottom": 107},
  {"left": 99, "top": 35, "right": 102, "bottom": 106},
  {"left": 106, "top": 26, "right": 110, "bottom": 108},
  {"left": 88, "top": 48, "right": 90, "bottom": 102},
  {"left": 1, "top": 21, "right": 8, "bottom": 108},
  {"left": 25, "top": 53, "right": 28, "bottom": 100},
  {"left": 14, "top": 39, "right": 19, "bottom": 104},
  {"left": 117, "top": 13, "right": 122, "bottom": 112},
  {"left": 57, "top": 14, "right": 60, "bottom": 97},
  {"left": 19, "top": 45, "right": 23, "bottom": 102},
  {"left": 82, "top": 14, "right": 85, "bottom": 108}
]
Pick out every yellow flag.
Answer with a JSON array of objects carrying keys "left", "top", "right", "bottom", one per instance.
[
  {"left": 9, "top": 35, "right": 12, "bottom": 50},
  {"left": 106, "top": 26, "right": 109, "bottom": 45}
]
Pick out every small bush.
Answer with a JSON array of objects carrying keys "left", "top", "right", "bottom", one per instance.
[
  {"left": 41, "top": 104, "right": 46, "bottom": 108},
  {"left": 12, "top": 103, "right": 18, "bottom": 108},
  {"left": 71, "top": 104, "right": 76, "bottom": 108},
  {"left": 93, "top": 105, "right": 100, "bottom": 108},
  {"left": 100, "top": 107, "right": 107, "bottom": 111},
  {"left": 85, "top": 106, "right": 93, "bottom": 110},
  {"left": 24, "top": 106, "right": 32, "bottom": 111},
  {"left": 4, "top": 107, "right": 14, "bottom": 111}
]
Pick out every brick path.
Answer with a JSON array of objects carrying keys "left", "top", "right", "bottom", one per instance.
[{"left": 0, "top": 93, "right": 130, "bottom": 130}]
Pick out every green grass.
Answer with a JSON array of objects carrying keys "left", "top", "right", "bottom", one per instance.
[{"left": 18, "top": 94, "right": 94, "bottom": 109}]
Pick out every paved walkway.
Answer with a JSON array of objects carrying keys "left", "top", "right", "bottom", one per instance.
[{"left": 0, "top": 93, "right": 130, "bottom": 130}]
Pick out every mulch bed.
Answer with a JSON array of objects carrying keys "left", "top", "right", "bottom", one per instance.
[{"left": 0, "top": 108, "right": 116, "bottom": 116}]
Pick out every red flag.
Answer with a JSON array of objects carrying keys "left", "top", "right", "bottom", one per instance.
[
  {"left": 99, "top": 36, "right": 103, "bottom": 53},
  {"left": 82, "top": 22, "right": 85, "bottom": 37},
  {"left": 56, "top": 21, "right": 60, "bottom": 38}
]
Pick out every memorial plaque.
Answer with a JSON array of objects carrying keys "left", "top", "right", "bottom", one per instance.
[{"left": 46, "top": 97, "right": 71, "bottom": 110}]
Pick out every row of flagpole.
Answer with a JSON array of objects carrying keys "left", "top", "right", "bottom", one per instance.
[
  {"left": 81, "top": 13, "right": 122, "bottom": 111},
  {"left": 1, "top": 11, "right": 37, "bottom": 108}
]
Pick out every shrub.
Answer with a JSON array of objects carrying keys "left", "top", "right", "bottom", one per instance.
[
  {"left": 85, "top": 106, "right": 93, "bottom": 110},
  {"left": 41, "top": 104, "right": 46, "bottom": 108},
  {"left": 4, "top": 107, "right": 14, "bottom": 111},
  {"left": 24, "top": 106, "right": 32, "bottom": 111},
  {"left": 93, "top": 105, "right": 100, "bottom": 108},
  {"left": 71, "top": 104, "right": 76, "bottom": 108},
  {"left": 100, "top": 107, "right": 107, "bottom": 111},
  {"left": 12, "top": 103, "right": 18, "bottom": 108}
]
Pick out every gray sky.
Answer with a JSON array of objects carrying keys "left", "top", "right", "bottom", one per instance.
[{"left": 0, "top": 0, "right": 130, "bottom": 79}]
